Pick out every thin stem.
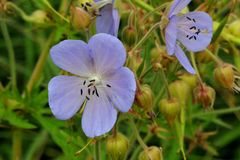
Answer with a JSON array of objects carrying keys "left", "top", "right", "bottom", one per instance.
[
  {"left": 12, "top": 129, "right": 22, "bottom": 160},
  {"left": 143, "top": 2, "right": 169, "bottom": 21},
  {"left": 129, "top": 118, "right": 147, "bottom": 150},
  {"left": 191, "top": 106, "right": 240, "bottom": 118},
  {"left": 131, "top": 0, "right": 154, "bottom": 12},
  {"left": 190, "top": 52, "right": 203, "bottom": 82},
  {"left": 140, "top": 66, "right": 153, "bottom": 79},
  {"left": 26, "top": 33, "right": 55, "bottom": 93},
  {"left": 94, "top": 140, "right": 101, "bottom": 160},
  {"left": 6, "top": 2, "right": 31, "bottom": 22},
  {"left": 0, "top": 18, "right": 17, "bottom": 90},
  {"left": 75, "top": 139, "right": 94, "bottom": 156},
  {"left": 41, "top": 0, "right": 69, "bottom": 23},
  {"left": 130, "top": 22, "right": 161, "bottom": 53},
  {"left": 205, "top": 48, "right": 222, "bottom": 65},
  {"left": 160, "top": 68, "right": 171, "bottom": 99}
]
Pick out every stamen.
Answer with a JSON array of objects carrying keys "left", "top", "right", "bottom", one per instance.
[
  {"left": 88, "top": 88, "right": 91, "bottom": 95},
  {"left": 86, "top": 96, "right": 90, "bottom": 100},
  {"left": 83, "top": 80, "right": 86, "bottom": 85},
  {"left": 80, "top": 89, "right": 83, "bottom": 95},
  {"left": 89, "top": 79, "right": 95, "bottom": 82},
  {"left": 81, "top": 3, "right": 84, "bottom": 7},
  {"left": 186, "top": 16, "right": 191, "bottom": 21},
  {"left": 92, "top": 90, "right": 95, "bottom": 95},
  {"left": 88, "top": 83, "right": 93, "bottom": 87},
  {"left": 192, "top": 18, "right": 196, "bottom": 22},
  {"left": 190, "top": 26, "right": 196, "bottom": 30},
  {"left": 86, "top": 2, "right": 92, "bottom": 6},
  {"left": 106, "top": 84, "right": 111, "bottom": 88}
]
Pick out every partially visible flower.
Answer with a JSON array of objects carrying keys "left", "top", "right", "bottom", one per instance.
[
  {"left": 94, "top": 0, "right": 119, "bottom": 36},
  {"left": 165, "top": 0, "right": 213, "bottom": 74},
  {"left": 48, "top": 33, "right": 136, "bottom": 137}
]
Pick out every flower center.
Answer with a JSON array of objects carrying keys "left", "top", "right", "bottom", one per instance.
[
  {"left": 80, "top": 0, "right": 112, "bottom": 16},
  {"left": 80, "top": 75, "right": 112, "bottom": 101}
]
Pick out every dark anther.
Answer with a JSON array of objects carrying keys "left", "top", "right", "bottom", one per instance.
[
  {"left": 83, "top": 80, "right": 86, "bottom": 85},
  {"left": 84, "top": 6, "right": 88, "bottom": 12},
  {"left": 81, "top": 3, "right": 84, "bottom": 7},
  {"left": 86, "top": 96, "right": 90, "bottom": 100},
  {"left": 195, "top": 29, "right": 201, "bottom": 35},
  {"left": 95, "top": 89, "right": 99, "bottom": 97},
  {"left": 106, "top": 84, "right": 111, "bottom": 88},
  {"left": 189, "top": 36, "right": 193, "bottom": 40},
  {"left": 89, "top": 79, "right": 95, "bottom": 82},
  {"left": 88, "top": 83, "right": 93, "bottom": 87},
  {"left": 88, "top": 88, "right": 91, "bottom": 95},
  {"left": 86, "top": 2, "right": 92, "bottom": 6},
  {"left": 193, "top": 36, "right": 196, "bottom": 40},
  {"left": 186, "top": 35, "right": 189, "bottom": 38},
  {"left": 80, "top": 89, "right": 83, "bottom": 95},
  {"left": 92, "top": 90, "right": 95, "bottom": 95},
  {"left": 192, "top": 18, "right": 196, "bottom": 22},
  {"left": 190, "top": 26, "right": 196, "bottom": 30},
  {"left": 186, "top": 16, "right": 191, "bottom": 21}
]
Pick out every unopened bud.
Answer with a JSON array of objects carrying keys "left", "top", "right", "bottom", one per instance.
[
  {"left": 214, "top": 64, "right": 234, "bottom": 90},
  {"left": 70, "top": 6, "right": 92, "bottom": 30},
  {"left": 159, "top": 97, "right": 180, "bottom": 125},
  {"left": 229, "top": 20, "right": 240, "bottom": 37},
  {"left": 194, "top": 83, "right": 215, "bottom": 109},
  {"left": 106, "top": 133, "right": 129, "bottom": 160},
  {"left": 122, "top": 26, "right": 137, "bottom": 46},
  {"left": 136, "top": 84, "right": 153, "bottom": 111},
  {"left": 169, "top": 80, "right": 191, "bottom": 105},
  {"left": 139, "top": 146, "right": 163, "bottom": 160},
  {"left": 179, "top": 73, "right": 198, "bottom": 89},
  {"left": 29, "top": 10, "right": 49, "bottom": 24}
]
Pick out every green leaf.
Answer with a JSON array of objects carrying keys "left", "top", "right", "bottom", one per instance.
[
  {"left": 212, "top": 16, "right": 228, "bottom": 43},
  {"left": 0, "top": 108, "right": 36, "bottom": 129}
]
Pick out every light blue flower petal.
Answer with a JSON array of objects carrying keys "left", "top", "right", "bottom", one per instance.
[
  {"left": 50, "top": 40, "right": 93, "bottom": 77},
  {"left": 103, "top": 67, "right": 136, "bottom": 112},
  {"left": 168, "top": 0, "right": 192, "bottom": 18},
  {"left": 81, "top": 89, "right": 117, "bottom": 137},
  {"left": 48, "top": 76, "right": 86, "bottom": 120},
  {"left": 112, "top": 9, "right": 120, "bottom": 37},
  {"left": 177, "top": 12, "right": 213, "bottom": 52},
  {"left": 96, "top": 4, "right": 119, "bottom": 36},
  {"left": 165, "top": 16, "right": 179, "bottom": 55},
  {"left": 175, "top": 44, "right": 195, "bottom": 74},
  {"left": 88, "top": 33, "right": 126, "bottom": 74}
]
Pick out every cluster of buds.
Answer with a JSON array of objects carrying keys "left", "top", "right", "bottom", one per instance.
[
  {"left": 139, "top": 146, "right": 163, "bottom": 160},
  {"left": 106, "top": 132, "right": 129, "bottom": 160}
]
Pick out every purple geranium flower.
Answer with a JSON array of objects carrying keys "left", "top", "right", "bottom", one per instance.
[
  {"left": 94, "top": 0, "right": 120, "bottom": 36},
  {"left": 48, "top": 33, "right": 136, "bottom": 137},
  {"left": 165, "top": 0, "right": 213, "bottom": 74}
]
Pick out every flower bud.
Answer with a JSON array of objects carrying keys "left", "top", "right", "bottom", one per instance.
[
  {"left": 122, "top": 26, "right": 137, "bottom": 46},
  {"left": 138, "top": 146, "right": 163, "bottom": 160},
  {"left": 214, "top": 64, "right": 234, "bottom": 90},
  {"left": 229, "top": 20, "right": 240, "bottom": 37},
  {"left": 194, "top": 83, "right": 215, "bottom": 109},
  {"left": 136, "top": 84, "right": 153, "bottom": 111},
  {"left": 169, "top": 80, "right": 191, "bottom": 105},
  {"left": 159, "top": 97, "right": 180, "bottom": 125},
  {"left": 179, "top": 73, "right": 198, "bottom": 89},
  {"left": 70, "top": 6, "right": 92, "bottom": 30},
  {"left": 29, "top": 10, "right": 49, "bottom": 24},
  {"left": 106, "top": 133, "right": 129, "bottom": 160}
]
